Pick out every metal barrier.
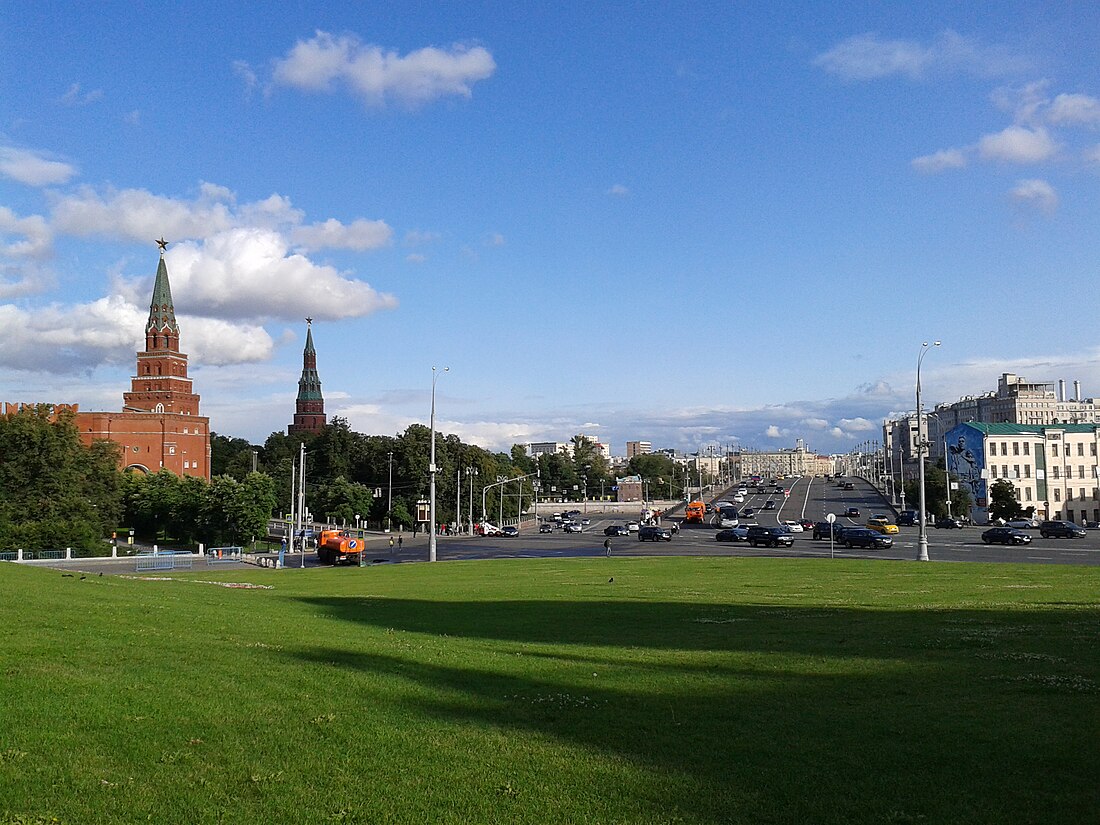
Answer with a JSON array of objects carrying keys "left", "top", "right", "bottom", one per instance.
[
  {"left": 207, "top": 547, "right": 243, "bottom": 564},
  {"left": 134, "top": 552, "right": 194, "bottom": 572},
  {"left": 38, "top": 550, "right": 64, "bottom": 559},
  {"left": 0, "top": 552, "right": 16, "bottom": 562}
]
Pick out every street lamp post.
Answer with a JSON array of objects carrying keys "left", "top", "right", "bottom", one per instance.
[
  {"left": 916, "top": 341, "right": 941, "bottom": 562},
  {"left": 428, "top": 366, "right": 448, "bottom": 562},
  {"left": 465, "top": 467, "right": 477, "bottom": 535}
]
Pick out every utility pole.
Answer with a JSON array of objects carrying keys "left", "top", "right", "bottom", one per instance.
[{"left": 387, "top": 451, "right": 393, "bottom": 532}]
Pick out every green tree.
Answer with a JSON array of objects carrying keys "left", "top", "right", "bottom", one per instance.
[
  {"left": 904, "top": 464, "right": 973, "bottom": 520},
  {"left": 312, "top": 475, "right": 373, "bottom": 526},
  {"left": 988, "top": 479, "right": 1025, "bottom": 522},
  {"left": 210, "top": 432, "right": 257, "bottom": 478},
  {"left": 0, "top": 405, "right": 122, "bottom": 552}
]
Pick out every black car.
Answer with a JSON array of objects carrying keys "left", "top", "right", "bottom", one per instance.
[
  {"left": 501, "top": 526, "right": 520, "bottom": 537},
  {"left": 844, "top": 507, "right": 860, "bottom": 518},
  {"left": 603, "top": 524, "right": 628, "bottom": 536},
  {"left": 746, "top": 525, "right": 794, "bottom": 548},
  {"left": 934, "top": 517, "right": 965, "bottom": 529},
  {"left": 740, "top": 508, "right": 756, "bottom": 519},
  {"left": 715, "top": 527, "right": 749, "bottom": 542},
  {"left": 539, "top": 522, "right": 553, "bottom": 533},
  {"left": 896, "top": 510, "right": 918, "bottom": 526},
  {"left": 638, "top": 525, "right": 672, "bottom": 542},
  {"left": 981, "top": 527, "right": 1031, "bottom": 546},
  {"left": 763, "top": 500, "right": 776, "bottom": 510},
  {"left": 841, "top": 528, "right": 893, "bottom": 549},
  {"left": 812, "top": 521, "right": 840, "bottom": 540},
  {"left": 1039, "top": 520, "right": 1086, "bottom": 539}
]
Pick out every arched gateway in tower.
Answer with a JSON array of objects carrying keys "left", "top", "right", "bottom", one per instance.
[
  {"left": 75, "top": 240, "right": 211, "bottom": 479},
  {"left": 288, "top": 318, "right": 327, "bottom": 435}
]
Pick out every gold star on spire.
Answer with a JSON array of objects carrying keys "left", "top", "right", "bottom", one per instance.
[
  {"left": 156, "top": 237, "right": 168, "bottom": 254},
  {"left": 306, "top": 316, "right": 313, "bottom": 325}
]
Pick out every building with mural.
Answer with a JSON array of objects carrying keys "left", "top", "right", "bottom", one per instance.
[
  {"left": 74, "top": 242, "right": 210, "bottom": 479},
  {"left": 945, "top": 422, "right": 1100, "bottom": 525}
]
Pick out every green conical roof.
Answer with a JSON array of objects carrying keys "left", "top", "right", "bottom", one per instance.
[{"left": 146, "top": 255, "right": 179, "bottom": 334}]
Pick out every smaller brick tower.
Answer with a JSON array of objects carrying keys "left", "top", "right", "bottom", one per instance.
[{"left": 288, "top": 318, "right": 327, "bottom": 435}]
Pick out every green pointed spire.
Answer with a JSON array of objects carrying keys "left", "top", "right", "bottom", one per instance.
[{"left": 147, "top": 254, "right": 179, "bottom": 335}]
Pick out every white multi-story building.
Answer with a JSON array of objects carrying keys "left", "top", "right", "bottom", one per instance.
[
  {"left": 945, "top": 422, "right": 1100, "bottom": 525},
  {"left": 526, "top": 442, "right": 573, "bottom": 458},
  {"left": 626, "top": 440, "right": 652, "bottom": 459},
  {"left": 737, "top": 443, "right": 827, "bottom": 478}
]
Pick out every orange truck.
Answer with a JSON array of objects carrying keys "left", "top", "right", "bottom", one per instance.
[
  {"left": 684, "top": 500, "right": 706, "bottom": 523},
  {"left": 317, "top": 529, "right": 365, "bottom": 565}
]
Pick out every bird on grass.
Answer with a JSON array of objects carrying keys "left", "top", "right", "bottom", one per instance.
[
  {"left": 61, "top": 573, "right": 73, "bottom": 578},
  {"left": 608, "top": 577, "right": 614, "bottom": 583},
  {"left": 80, "top": 575, "right": 87, "bottom": 580}
]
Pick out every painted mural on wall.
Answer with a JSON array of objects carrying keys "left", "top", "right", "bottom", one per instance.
[{"left": 946, "top": 424, "right": 986, "bottom": 504}]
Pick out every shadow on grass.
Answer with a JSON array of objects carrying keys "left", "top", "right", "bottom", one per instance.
[{"left": 288, "top": 597, "right": 1100, "bottom": 823}]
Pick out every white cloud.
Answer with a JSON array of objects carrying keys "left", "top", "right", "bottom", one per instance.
[
  {"left": 406, "top": 253, "right": 426, "bottom": 264},
  {"left": 1047, "top": 92, "right": 1100, "bottom": 126},
  {"left": 0, "top": 147, "right": 77, "bottom": 187},
  {"left": 177, "top": 315, "right": 275, "bottom": 366},
  {"left": 977, "top": 125, "right": 1057, "bottom": 163},
  {"left": 163, "top": 228, "right": 397, "bottom": 321},
  {"left": 51, "top": 185, "right": 236, "bottom": 241},
  {"left": 765, "top": 425, "right": 782, "bottom": 438},
  {"left": 0, "top": 207, "right": 51, "bottom": 260},
  {"left": 291, "top": 217, "right": 393, "bottom": 251},
  {"left": 271, "top": 31, "right": 496, "bottom": 106},
  {"left": 814, "top": 30, "right": 1026, "bottom": 81},
  {"left": 59, "top": 83, "right": 103, "bottom": 106},
  {"left": 232, "top": 60, "right": 259, "bottom": 95},
  {"left": 911, "top": 148, "right": 967, "bottom": 173},
  {"left": 801, "top": 418, "right": 829, "bottom": 430},
  {"left": 1010, "top": 178, "right": 1058, "bottom": 214},
  {"left": 607, "top": 183, "right": 629, "bottom": 196},
  {"left": 836, "top": 417, "right": 875, "bottom": 432},
  {"left": 990, "top": 80, "right": 1050, "bottom": 125}
]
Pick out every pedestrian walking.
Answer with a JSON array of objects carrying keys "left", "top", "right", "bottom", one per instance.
[
  {"left": 397, "top": 536, "right": 403, "bottom": 550},
  {"left": 389, "top": 536, "right": 394, "bottom": 549},
  {"left": 604, "top": 537, "right": 612, "bottom": 557}
]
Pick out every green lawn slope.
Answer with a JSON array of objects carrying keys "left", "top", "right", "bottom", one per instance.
[{"left": 1, "top": 557, "right": 1097, "bottom": 824}]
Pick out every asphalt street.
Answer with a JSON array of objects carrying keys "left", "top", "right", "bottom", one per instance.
[{"left": 21, "top": 475, "right": 1100, "bottom": 574}]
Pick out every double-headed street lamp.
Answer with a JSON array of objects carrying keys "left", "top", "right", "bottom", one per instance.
[
  {"left": 916, "top": 341, "right": 940, "bottom": 562},
  {"left": 429, "top": 366, "right": 448, "bottom": 562}
]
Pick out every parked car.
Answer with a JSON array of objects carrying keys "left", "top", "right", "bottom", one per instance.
[
  {"left": 539, "top": 522, "right": 553, "bottom": 534},
  {"left": 841, "top": 528, "right": 893, "bottom": 549},
  {"left": 563, "top": 522, "right": 583, "bottom": 533},
  {"left": 844, "top": 507, "right": 860, "bottom": 518},
  {"left": 501, "top": 526, "right": 520, "bottom": 537},
  {"left": 1039, "top": 520, "right": 1086, "bottom": 539},
  {"left": 603, "top": 524, "right": 628, "bottom": 537},
  {"left": 866, "top": 516, "right": 899, "bottom": 535},
  {"left": 1006, "top": 518, "right": 1040, "bottom": 529},
  {"left": 638, "top": 525, "right": 672, "bottom": 542},
  {"left": 746, "top": 525, "right": 795, "bottom": 548},
  {"left": 1085, "top": 521, "right": 1100, "bottom": 530},
  {"left": 715, "top": 526, "right": 750, "bottom": 542},
  {"left": 782, "top": 520, "right": 804, "bottom": 532},
  {"left": 625, "top": 521, "right": 640, "bottom": 533},
  {"left": 934, "top": 517, "right": 965, "bottom": 529},
  {"left": 981, "top": 527, "right": 1032, "bottom": 545}
]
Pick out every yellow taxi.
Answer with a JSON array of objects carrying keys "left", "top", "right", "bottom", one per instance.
[{"left": 867, "top": 516, "right": 900, "bottom": 535}]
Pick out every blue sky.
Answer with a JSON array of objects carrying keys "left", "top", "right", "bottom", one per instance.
[{"left": 2, "top": 3, "right": 1099, "bottom": 456}]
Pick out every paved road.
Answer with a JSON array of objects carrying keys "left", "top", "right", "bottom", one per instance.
[{"left": 20, "top": 477, "right": 1100, "bottom": 574}]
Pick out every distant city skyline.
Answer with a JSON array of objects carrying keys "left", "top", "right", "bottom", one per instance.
[{"left": 2, "top": 4, "right": 1099, "bottom": 454}]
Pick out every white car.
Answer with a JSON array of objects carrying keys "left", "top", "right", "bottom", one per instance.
[
  {"left": 733, "top": 494, "right": 745, "bottom": 503},
  {"left": 719, "top": 517, "right": 739, "bottom": 528},
  {"left": 625, "top": 521, "right": 640, "bottom": 533},
  {"left": 1006, "top": 518, "right": 1039, "bottom": 529},
  {"left": 783, "top": 520, "right": 804, "bottom": 532},
  {"left": 563, "top": 521, "right": 583, "bottom": 533}
]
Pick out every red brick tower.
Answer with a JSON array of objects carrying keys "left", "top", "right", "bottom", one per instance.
[{"left": 288, "top": 318, "right": 327, "bottom": 435}]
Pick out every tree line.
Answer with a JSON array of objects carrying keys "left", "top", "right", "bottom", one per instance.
[{"left": 2, "top": 406, "right": 690, "bottom": 552}]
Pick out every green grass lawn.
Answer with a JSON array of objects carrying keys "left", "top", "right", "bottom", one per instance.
[{"left": 1, "top": 557, "right": 1097, "bottom": 824}]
